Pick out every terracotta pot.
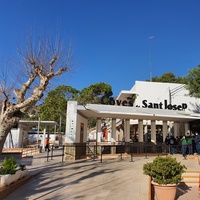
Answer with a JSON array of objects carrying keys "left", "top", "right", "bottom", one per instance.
[{"left": 152, "top": 181, "right": 177, "bottom": 200}]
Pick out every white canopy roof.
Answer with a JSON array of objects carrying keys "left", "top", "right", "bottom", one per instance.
[
  {"left": 77, "top": 104, "right": 200, "bottom": 122},
  {"left": 19, "top": 120, "right": 59, "bottom": 127}
]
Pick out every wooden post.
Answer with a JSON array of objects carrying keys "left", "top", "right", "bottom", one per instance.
[{"left": 148, "top": 176, "right": 152, "bottom": 200}]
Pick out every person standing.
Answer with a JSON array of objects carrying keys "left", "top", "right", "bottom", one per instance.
[
  {"left": 169, "top": 135, "right": 176, "bottom": 155},
  {"left": 186, "top": 133, "right": 193, "bottom": 155},
  {"left": 181, "top": 135, "right": 188, "bottom": 159},
  {"left": 175, "top": 136, "right": 181, "bottom": 153},
  {"left": 164, "top": 135, "right": 170, "bottom": 153},
  {"left": 45, "top": 137, "right": 50, "bottom": 152},
  {"left": 195, "top": 132, "right": 200, "bottom": 155},
  {"left": 164, "top": 135, "right": 169, "bottom": 144}
]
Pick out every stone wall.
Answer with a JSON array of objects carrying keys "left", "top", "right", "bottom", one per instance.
[{"left": 65, "top": 143, "right": 86, "bottom": 160}]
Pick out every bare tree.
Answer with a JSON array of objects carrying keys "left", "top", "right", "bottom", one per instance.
[{"left": 0, "top": 34, "right": 73, "bottom": 154}]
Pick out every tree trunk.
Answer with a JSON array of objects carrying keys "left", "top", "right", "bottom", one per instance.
[{"left": 0, "top": 118, "right": 19, "bottom": 155}]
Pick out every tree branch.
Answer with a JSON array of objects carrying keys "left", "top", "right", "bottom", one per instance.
[{"left": 13, "top": 74, "right": 36, "bottom": 103}]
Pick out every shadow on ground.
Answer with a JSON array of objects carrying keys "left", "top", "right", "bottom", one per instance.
[{"left": 176, "top": 183, "right": 193, "bottom": 199}]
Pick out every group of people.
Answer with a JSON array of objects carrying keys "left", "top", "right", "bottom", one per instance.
[{"left": 165, "top": 132, "right": 200, "bottom": 159}]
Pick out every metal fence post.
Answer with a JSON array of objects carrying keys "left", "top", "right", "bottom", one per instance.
[
  {"left": 144, "top": 144, "right": 148, "bottom": 159},
  {"left": 51, "top": 145, "right": 53, "bottom": 160},
  {"left": 47, "top": 150, "right": 49, "bottom": 162},
  {"left": 100, "top": 146, "right": 103, "bottom": 163},
  {"left": 130, "top": 144, "right": 134, "bottom": 162},
  {"left": 62, "top": 145, "right": 64, "bottom": 162}
]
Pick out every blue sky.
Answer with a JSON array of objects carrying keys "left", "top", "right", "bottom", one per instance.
[{"left": 1, "top": 0, "right": 200, "bottom": 97}]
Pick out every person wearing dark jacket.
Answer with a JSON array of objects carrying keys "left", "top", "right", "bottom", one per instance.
[
  {"left": 195, "top": 133, "right": 200, "bottom": 155},
  {"left": 186, "top": 134, "right": 193, "bottom": 155},
  {"left": 164, "top": 136, "right": 170, "bottom": 145},
  {"left": 164, "top": 136, "right": 170, "bottom": 153},
  {"left": 169, "top": 135, "right": 176, "bottom": 154},
  {"left": 45, "top": 137, "right": 50, "bottom": 152}
]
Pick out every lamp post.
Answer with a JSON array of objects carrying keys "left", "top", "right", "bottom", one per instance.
[
  {"left": 37, "top": 113, "right": 41, "bottom": 147},
  {"left": 148, "top": 36, "right": 154, "bottom": 82},
  {"left": 60, "top": 114, "right": 62, "bottom": 134}
]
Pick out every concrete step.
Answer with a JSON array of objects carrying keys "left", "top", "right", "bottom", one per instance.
[{"left": 181, "top": 170, "right": 200, "bottom": 185}]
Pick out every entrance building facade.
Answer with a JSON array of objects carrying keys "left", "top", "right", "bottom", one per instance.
[{"left": 65, "top": 81, "right": 200, "bottom": 160}]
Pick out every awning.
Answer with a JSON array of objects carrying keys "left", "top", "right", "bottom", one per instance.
[
  {"left": 19, "top": 120, "right": 59, "bottom": 127},
  {"left": 77, "top": 104, "right": 200, "bottom": 122}
]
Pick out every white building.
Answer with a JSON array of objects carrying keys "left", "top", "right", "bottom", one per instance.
[
  {"left": 4, "top": 121, "right": 59, "bottom": 150},
  {"left": 65, "top": 81, "right": 200, "bottom": 149},
  {"left": 116, "top": 81, "right": 200, "bottom": 142}
]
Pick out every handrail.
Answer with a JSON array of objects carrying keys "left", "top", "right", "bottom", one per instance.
[{"left": 46, "top": 145, "right": 65, "bottom": 162}]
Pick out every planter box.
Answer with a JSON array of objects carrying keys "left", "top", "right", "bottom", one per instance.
[
  {"left": 0, "top": 170, "right": 26, "bottom": 186},
  {"left": 20, "top": 169, "right": 28, "bottom": 179},
  {"left": 13, "top": 170, "right": 21, "bottom": 182},
  {"left": 0, "top": 174, "right": 15, "bottom": 186}
]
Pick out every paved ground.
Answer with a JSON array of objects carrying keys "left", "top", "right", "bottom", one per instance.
[{"left": 1, "top": 149, "right": 200, "bottom": 200}]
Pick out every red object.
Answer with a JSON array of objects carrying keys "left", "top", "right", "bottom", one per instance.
[{"left": 46, "top": 138, "right": 50, "bottom": 145}]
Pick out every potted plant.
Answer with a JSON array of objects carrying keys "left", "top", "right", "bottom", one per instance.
[
  {"left": 143, "top": 156, "right": 187, "bottom": 200},
  {"left": 19, "top": 164, "right": 28, "bottom": 179},
  {"left": 0, "top": 157, "right": 21, "bottom": 186}
]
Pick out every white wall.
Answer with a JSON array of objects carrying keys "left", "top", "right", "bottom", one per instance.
[
  {"left": 4, "top": 129, "right": 19, "bottom": 148},
  {"left": 65, "top": 101, "right": 78, "bottom": 143},
  {"left": 65, "top": 101, "right": 88, "bottom": 143},
  {"left": 132, "top": 81, "right": 199, "bottom": 112}
]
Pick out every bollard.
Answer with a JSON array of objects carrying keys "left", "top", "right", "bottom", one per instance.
[
  {"left": 62, "top": 145, "right": 64, "bottom": 163},
  {"left": 130, "top": 153, "right": 134, "bottom": 162},
  {"left": 100, "top": 146, "right": 103, "bottom": 163},
  {"left": 47, "top": 150, "right": 49, "bottom": 162},
  {"left": 51, "top": 145, "right": 53, "bottom": 160},
  {"left": 144, "top": 146, "right": 148, "bottom": 159}
]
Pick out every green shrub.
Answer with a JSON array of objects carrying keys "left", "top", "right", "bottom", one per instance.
[
  {"left": 143, "top": 156, "right": 187, "bottom": 185},
  {"left": 19, "top": 164, "right": 26, "bottom": 171},
  {"left": 0, "top": 157, "right": 18, "bottom": 175}
]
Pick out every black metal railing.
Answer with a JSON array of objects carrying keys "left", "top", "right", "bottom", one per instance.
[
  {"left": 64, "top": 142, "right": 185, "bottom": 163},
  {"left": 46, "top": 145, "right": 65, "bottom": 162}
]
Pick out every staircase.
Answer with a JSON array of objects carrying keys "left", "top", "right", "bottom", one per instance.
[
  {"left": 181, "top": 170, "right": 200, "bottom": 185},
  {"left": 175, "top": 154, "right": 200, "bottom": 186}
]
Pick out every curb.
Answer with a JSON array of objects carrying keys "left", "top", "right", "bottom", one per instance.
[{"left": 0, "top": 171, "right": 41, "bottom": 200}]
